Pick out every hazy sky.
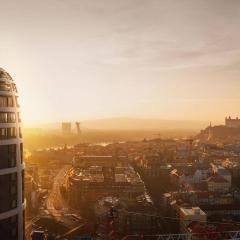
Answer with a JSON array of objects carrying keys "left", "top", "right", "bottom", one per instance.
[{"left": 1, "top": 0, "right": 240, "bottom": 124}]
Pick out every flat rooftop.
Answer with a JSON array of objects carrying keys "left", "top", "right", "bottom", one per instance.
[
  {"left": 69, "top": 165, "right": 143, "bottom": 185},
  {"left": 180, "top": 207, "right": 206, "bottom": 216}
]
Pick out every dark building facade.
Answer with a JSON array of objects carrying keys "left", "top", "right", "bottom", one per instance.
[{"left": 0, "top": 68, "right": 25, "bottom": 239}]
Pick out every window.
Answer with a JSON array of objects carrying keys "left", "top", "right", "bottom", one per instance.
[
  {"left": 19, "top": 127, "right": 22, "bottom": 138},
  {"left": 22, "top": 170, "right": 25, "bottom": 203},
  {"left": 20, "top": 143, "right": 23, "bottom": 163},
  {"left": 0, "top": 112, "right": 7, "bottom": 122},
  {"left": 10, "top": 173, "right": 17, "bottom": 181},
  {"left": 0, "top": 145, "right": 16, "bottom": 169},
  {"left": 8, "top": 113, "right": 16, "bottom": 123},
  {"left": 0, "top": 128, "right": 16, "bottom": 139},
  {"left": 0, "top": 96, "right": 14, "bottom": 107},
  {"left": 8, "top": 128, "right": 16, "bottom": 138},
  {"left": 22, "top": 211, "right": 25, "bottom": 238},
  {"left": 0, "top": 173, "right": 18, "bottom": 214},
  {"left": 15, "top": 97, "right": 20, "bottom": 107},
  {"left": 8, "top": 97, "right": 14, "bottom": 107},
  {"left": 0, "top": 112, "right": 16, "bottom": 123},
  {"left": 0, "top": 96, "right": 7, "bottom": 107},
  {"left": 17, "top": 112, "right": 21, "bottom": 122},
  {"left": 10, "top": 215, "right": 17, "bottom": 224},
  {"left": 0, "top": 81, "right": 11, "bottom": 91},
  {"left": 0, "top": 215, "right": 18, "bottom": 240},
  {"left": 10, "top": 184, "right": 17, "bottom": 195},
  {"left": 11, "top": 84, "right": 18, "bottom": 93}
]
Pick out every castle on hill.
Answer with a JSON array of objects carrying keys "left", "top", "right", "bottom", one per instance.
[{"left": 225, "top": 116, "right": 240, "bottom": 128}]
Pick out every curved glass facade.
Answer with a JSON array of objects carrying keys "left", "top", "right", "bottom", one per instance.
[{"left": 0, "top": 68, "right": 24, "bottom": 240}]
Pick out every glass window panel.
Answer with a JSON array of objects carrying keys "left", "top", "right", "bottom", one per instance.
[{"left": 0, "top": 96, "right": 7, "bottom": 107}]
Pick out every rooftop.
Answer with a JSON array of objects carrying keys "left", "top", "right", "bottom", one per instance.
[
  {"left": 180, "top": 207, "right": 206, "bottom": 216},
  {"left": 188, "top": 221, "right": 240, "bottom": 234},
  {"left": 207, "top": 175, "right": 228, "bottom": 183},
  {"left": 0, "top": 68, "right": 13, "bottom": 81},
  {"left": 69, "top": 165, "right": 143, "bottom": 185}
]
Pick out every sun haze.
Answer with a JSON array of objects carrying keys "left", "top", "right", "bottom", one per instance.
[{"left": 1, "top": 0, "right": 240, "bottom": 125}]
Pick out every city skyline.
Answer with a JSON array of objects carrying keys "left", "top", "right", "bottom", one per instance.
[
  {"left": 2, "top": 1, "right": 240, "bottom": 239},
  {"left": 1, "top": 0, "right": 240, "bottom": 124}
]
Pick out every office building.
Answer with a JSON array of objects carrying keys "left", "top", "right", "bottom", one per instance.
[
  {"left": 62, "top": 122, "right": 71, "bottom": 135},
  {"left": 68, "top": 155, "right": 145, "bottom": 209},
  {"left": 179, "top": 207, "right": 206, "bottom": 233},
  {"left": 0, "top": 68, "right": 25, "bottom": 239}
]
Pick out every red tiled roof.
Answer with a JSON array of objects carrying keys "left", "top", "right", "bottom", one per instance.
[
  {"left": 188, "top": 221, "right": 240, "bottom": 234},
  {"left": 122, "top": 236, "right": 160, "bottom": 240},
  {"left": 200, "top": 204, "right": 240, "bottom": 211},
  {"left": 196, "top": 191, "right": 219, "bottom": 199},
  {"left": 207, "top": 175, "right": 228, "bottom": 183}
]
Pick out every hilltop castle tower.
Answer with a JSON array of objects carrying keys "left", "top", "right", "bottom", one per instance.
[
  {"left": 0, "top": 68, "right": 25, "bottom": 239},
  {"left": 225, "top": 116, "right": 240, "bottom": 128}
]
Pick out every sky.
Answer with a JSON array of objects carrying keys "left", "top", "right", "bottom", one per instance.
[{"left": 0, "top": 0, "right": 240, "bottom": 125}]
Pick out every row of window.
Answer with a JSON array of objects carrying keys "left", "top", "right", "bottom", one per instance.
[
  {"left": 0, "top": 81, "right": 18, "bottom": 93},
  {"left": 0, "top": 82, "right": 11, "bottom": 91},
  {"left": 0, "top": 144, "right": 16, "bottom": 169},
  {"left": 0, "top": 112, "right": 21, "bottom": 123},
  {"left": 0, "top": 215, "right": 18, "bottom": 240},
  {"left": 0, "top": 96, "right": 20, "bottom": 108},
  {"left": 22, "top": 170, "right": 24, "bottom": 203},
  {"left": 0, "top": 144, "right": 23, "bottom": 169},
  {"left": 0, "top": 173, "right": 18, "bottom": 214},
  {"left": 0, "top": 128, "right": 16, "bottom": 139},
  {"left": 0, "top": 128, "right": 22, "bottom": 139},
  {"left": 0, "top": 170, "right": 25, "bottom": 212}
]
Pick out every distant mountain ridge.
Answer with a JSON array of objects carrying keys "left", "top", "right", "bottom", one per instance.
[
  {"left": 28, "top": 117, "right": 211, "bottom": 130},
  {"left": 82, "top": 117, "right": 209, "bottom": 130}
]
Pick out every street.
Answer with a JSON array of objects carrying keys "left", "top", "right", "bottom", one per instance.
[{"left": 46, "top": 165, "right": 71, "bottom": 220}]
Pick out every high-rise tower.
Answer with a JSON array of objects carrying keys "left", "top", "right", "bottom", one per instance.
[{"left": 0, "top": 68, "right": 25, "bottom": 239}]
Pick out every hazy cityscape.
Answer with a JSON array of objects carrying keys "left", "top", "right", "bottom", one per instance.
[
  {"left": 1, "top": 0, "right": 240, "bottom": 240},
  {"left": 20, "top": 117, "right": 240, "bottom": 240}
]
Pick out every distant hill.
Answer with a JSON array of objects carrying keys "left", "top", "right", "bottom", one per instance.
[
  {"left": 197, "top": 125, "right": 240, "bottom": 142},
  {"left": 28, "top": 117, "right": 209, "bottom": 130},
  {"left": 82, "top": 117, "right": 209, "bottom": 130}
]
